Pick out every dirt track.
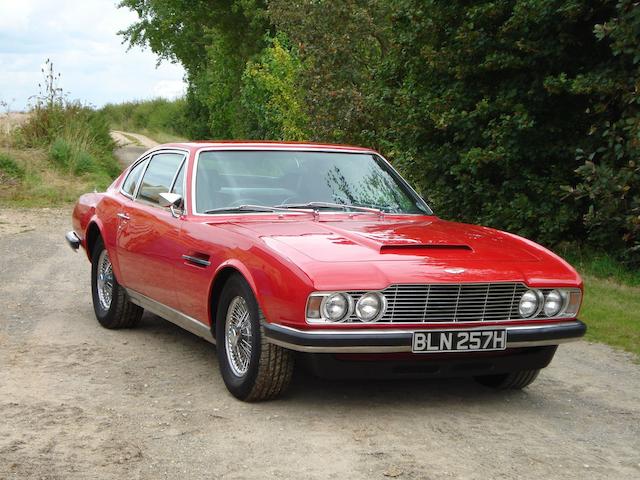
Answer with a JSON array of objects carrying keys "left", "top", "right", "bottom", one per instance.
[
  {"left": 1, "top": 206, "right": 639, "bottom": 480},
  {"left": 110, "top": 130, "right": 159, "bottom": 167}
]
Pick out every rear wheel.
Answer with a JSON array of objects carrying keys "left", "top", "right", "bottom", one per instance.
[
  {"left": 216, "top": 274, "right": 294, "bottom": 401},
  {"left": 91, "top": 237, "right": 142, "bottom": 329},
  {"left": 474, "top": 369, "right": 540, "bottom": 390}
]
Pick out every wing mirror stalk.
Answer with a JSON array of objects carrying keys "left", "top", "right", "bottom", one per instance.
[{"left": 159, "top": 192, "right": 184, "bottom": 218}]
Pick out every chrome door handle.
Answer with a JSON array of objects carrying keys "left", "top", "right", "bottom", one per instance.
[{"left": 116, "top": 212, "right": 130, "bottom": 220}]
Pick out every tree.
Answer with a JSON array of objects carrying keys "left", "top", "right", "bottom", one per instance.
[{"left": 119, "top": 0, "right": 269, "bottom": 138}]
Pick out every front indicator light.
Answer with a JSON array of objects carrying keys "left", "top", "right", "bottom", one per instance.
[
  {"left": 563, "top": 290, "right": 582, "bottom": 317},
  {"left": 306, "top": 296, "right": 322, "bottom": 320}
]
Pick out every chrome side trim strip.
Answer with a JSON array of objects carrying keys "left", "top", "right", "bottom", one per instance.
[
  {"left": 181, "top": 255, "right": 211, "bottom": 267},
  {"left": 125, "top": 288, "right": 215, "bottom": 344}
]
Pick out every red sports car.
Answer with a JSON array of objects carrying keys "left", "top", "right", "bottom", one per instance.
[{"left": 67, "top": 142, "right": 585, "bottom": 401}]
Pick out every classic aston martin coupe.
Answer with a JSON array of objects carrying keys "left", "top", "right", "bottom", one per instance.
[{"left": 67, "top": 142, "right": 586, "bottom": 401}]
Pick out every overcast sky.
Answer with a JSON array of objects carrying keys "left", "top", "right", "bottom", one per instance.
[{"left": 0, "top": 0, "right": 186, "bottom": 111}]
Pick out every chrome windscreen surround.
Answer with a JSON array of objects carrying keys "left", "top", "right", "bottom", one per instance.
[{"left": 335, "top": 283, "right": 580, "bottom": 324}]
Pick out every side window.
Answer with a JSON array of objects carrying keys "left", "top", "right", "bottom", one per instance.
[
  {"left": 137, "top": 153, "right": 185, "bottom": 205},
  {"left": 171, "top": 161, "right": 185, "bottom": 198},
  {"left": 121, "top": 159, "right": 147, "bottom": 197}
]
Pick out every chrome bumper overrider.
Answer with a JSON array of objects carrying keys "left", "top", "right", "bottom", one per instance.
[
  {"left": 65, "top": 231, "right": 81, "bottom": 251},
  {"left": 263, "top": 320, "right": 587, "bottom": 353}
]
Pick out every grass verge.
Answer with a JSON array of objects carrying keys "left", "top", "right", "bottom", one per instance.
[
  {"left": 0, "top": 147, "right": 115, "bottom": 206},
  {"left": 579, "top": 275, "right": 640, "bottom": 360},
  {"left": 1, "top": 103, "right": 121, "bottom": 207},
  {"left": 558, "top": 248, "right": 640, "bottom": 360}
]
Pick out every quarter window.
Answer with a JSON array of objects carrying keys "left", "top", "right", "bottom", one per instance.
[
  {"left": 138, "top": 152, "right": 185, "bottom": 205},
  {"left": 121, "top": 159, "right": 147, "bottom": 197},
  {"left": 171, "top": 161, "right": 185, "bottom": 198}
]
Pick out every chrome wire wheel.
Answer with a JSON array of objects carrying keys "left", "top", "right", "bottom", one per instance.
[
  {"left": 96, "top": 249, "right": 114, "bottom": 311},
  {"left": 225, "top": 296, "right": 253, "bottom": 377}
]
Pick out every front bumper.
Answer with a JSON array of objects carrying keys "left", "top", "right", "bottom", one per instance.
[{"left": 263, "top": 320, "right": 586, "bottom": 353}]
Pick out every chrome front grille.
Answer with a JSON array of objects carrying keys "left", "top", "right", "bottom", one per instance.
[{"left": 346, "top": 283, "right": 532, "bottom": 323}]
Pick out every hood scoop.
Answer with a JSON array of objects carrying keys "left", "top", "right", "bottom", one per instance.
[{"left": 380, "top": 244, "right": 473, "bottom": 255}]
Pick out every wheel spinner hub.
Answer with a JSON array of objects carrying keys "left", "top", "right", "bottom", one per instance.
[{"left": 225, "top": 296, "right": 253, "bottom": 377}]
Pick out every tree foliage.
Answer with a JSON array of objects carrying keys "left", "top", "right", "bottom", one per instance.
[
  {"left": 567, "top": 0, "right": 640, "bottom": 260},
  {"left": 240, "top": 34, "right": 309, "bottom": 140},
  {"left": 118, "top": 0, "right": 640, "bottom": 263}
]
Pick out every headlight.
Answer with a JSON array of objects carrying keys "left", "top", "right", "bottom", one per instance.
[
  {"left": 544, "top": 290, "right": 564, "bottom": 317},
  {"left": 519, "top": 289, "right": 541, "bottom": 318},
  {"left": 355, "top": 292, "right": 386, "bottom": 322},
  {"left": 320, "top": 293, "right": 351, "bottom": 322}
]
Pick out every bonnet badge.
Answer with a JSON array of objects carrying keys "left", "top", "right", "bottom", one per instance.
[{"left": 444, "top": 268, "right": 465, "bottom": 274}]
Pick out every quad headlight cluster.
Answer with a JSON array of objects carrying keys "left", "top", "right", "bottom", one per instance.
[
  {"left": 306, "top": 287, "right": 582, "bottom": 324},
  {"left": 306, "top": 292, "right": 387, "bottom": 324},
  {"left": 518, "top": 288, "right": 582, "bottom": 319}
]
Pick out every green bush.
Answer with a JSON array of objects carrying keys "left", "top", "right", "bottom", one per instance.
[
  {"left": 0, "top": 152, "right": 25, "bottom": 181},
  {"left": 118, "top": 0, "right": 640, "bottom": 263},
  {"left": 49, "top": 138, "right": 72, "bottom": 168},
  {"left": 240, "top": 34, "right": 309, "bottom": 140},
  {"left": 101, "top": 98, "right": 188, "bottom": 138},
  {"left": 72, "top": 151, "right": 97, "bottom": 175},
  {"left": 18, "top": 100, "right": 120, "bottom": 181},
  {"left": 565, "top": 0, "right": 640, "bottom": 265}
]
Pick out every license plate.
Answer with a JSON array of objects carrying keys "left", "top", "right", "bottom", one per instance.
[{"left": 412, "top": 329, "right": 507, "bottom": 353}]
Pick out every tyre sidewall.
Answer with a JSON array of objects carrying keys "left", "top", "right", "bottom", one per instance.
[
  {"left": 91, "top": 238, "right": 121, "bottom": 327},
  {"left": 216, "top": 275, "right": 262, "bottom": 400}
]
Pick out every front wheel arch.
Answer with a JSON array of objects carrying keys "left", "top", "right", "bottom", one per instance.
[
  {"left": 85, "top": 221, "right": 102, "bottom": 261},
  {"left": 215, "top": 272, "right": 294, "bottom": 400},
  {"left": 209, "top": 265, "right": 261, "bottom": 339}
]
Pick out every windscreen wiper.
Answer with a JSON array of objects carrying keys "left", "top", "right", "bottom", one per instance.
[
  {"left": 204, "top": 205, "right": 314, "bottom": 215},
  {"left": 276, "top": 201, "right": 384, "bottom": 217}
]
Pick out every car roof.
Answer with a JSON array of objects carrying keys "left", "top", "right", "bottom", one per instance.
[{"left": 157, "top": 141, "right": 377, "bottom": 154}]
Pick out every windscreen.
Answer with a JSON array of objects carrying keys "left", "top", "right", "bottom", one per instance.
[{"left": 195, "top": 150, "right": 431, "bottom": 214}]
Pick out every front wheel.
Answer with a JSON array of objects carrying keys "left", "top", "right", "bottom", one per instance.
[
  {"left": 474, "top": 369, "right": 541, "bottom": 390},
  {"left": 91, "top": 237, "right": 142, "bottom": 329},
  {"left": 216, "top": 274, "right": 294, "bottom": 401}
]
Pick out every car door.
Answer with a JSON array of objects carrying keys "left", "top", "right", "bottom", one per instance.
[{"left": 116, "top": 150, "right": 186, "bottom": 310}]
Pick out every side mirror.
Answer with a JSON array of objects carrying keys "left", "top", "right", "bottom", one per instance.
[{"left": 158, "top": 192, "right": 183, "bottom": 217}]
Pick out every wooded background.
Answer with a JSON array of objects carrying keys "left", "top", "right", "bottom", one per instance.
[{"left": 114, "top": 0, "right": 640, "bottom": 264}]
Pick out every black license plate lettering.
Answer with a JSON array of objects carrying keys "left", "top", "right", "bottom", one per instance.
[{"left": 412, "top": 329, "right": 507, "bottom": 353}]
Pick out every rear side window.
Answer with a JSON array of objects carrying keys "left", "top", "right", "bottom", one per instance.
[
  {"left": 121, "top": 159, "right": 147, "bottom": 197},
  {"left": 138, "top": 152, "right": 185, "bottom": 205}
]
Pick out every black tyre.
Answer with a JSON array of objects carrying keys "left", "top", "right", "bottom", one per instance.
[
  {"left": 216, "top": 273, "right": 294, "bottom": 401},
  {"left": 91, "top": 237, "right": 142, "bottom": 329},
  {"left": 474, "top": 369, "right": 541, "bottom": 390}
]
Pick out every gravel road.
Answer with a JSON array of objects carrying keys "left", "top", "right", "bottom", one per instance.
[
  {"left": 110, "top": 131, "right": 158, "bottom": 167},
  {"left": 1, "top": 211, "right": 640, "bottom": 479}
]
